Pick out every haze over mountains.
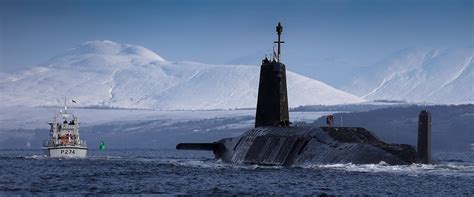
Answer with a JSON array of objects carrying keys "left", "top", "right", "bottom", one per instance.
[
  {"left": 345, "top": 46, "right": 473, "bottom": 104},
  {"left": 0, "top": 40, "right": 363, "bottom": 110}
]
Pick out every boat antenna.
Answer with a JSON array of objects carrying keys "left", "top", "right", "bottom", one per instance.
[
  {"left": 64, "top": 96, "right": 68, "bottom": 113},
  {"left": 274, "top": 22, "right": 284, "bottom": 62}
]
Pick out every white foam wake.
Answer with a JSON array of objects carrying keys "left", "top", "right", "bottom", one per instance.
[{"left": 301, "top": 161, "right": 474, "bottom": 176}]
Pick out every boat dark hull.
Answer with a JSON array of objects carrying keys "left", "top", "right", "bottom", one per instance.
[
  {"left": 44, "top": 146, "right": 88, "bottom": 158},
  {"left": 191, "top": 126, "right": 416, "bottom": 166}
]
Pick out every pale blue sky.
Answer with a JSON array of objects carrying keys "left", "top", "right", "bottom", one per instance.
[{"left": 1, "top": 0, "right": 472, "bottom": 85}]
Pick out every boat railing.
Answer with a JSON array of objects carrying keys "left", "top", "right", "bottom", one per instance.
[
  {"left": 78, "top": 140, "right": 87, "bottom": 147},
  {"left": 44, "top": 139, "right": 87, "bottom": 147}
]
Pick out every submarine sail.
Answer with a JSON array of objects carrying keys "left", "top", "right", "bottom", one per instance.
[{"left": 255, "top": 23, "right": 289, "bottom": 127}]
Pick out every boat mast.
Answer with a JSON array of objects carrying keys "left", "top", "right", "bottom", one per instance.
[
  {"left": 274, "top": 22, "right": 284, "bottom": 62},
  {"left": 63, "top": 96, "right": 68, "bottom": 113}
]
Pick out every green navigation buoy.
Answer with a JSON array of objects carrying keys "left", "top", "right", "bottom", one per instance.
[{"left": 99, "top": 140, "right": 106, "bottom": 150}]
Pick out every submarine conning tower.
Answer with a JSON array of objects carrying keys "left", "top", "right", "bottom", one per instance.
[{"left": 255, "top": 22, "right": 290, "bottom": 128}]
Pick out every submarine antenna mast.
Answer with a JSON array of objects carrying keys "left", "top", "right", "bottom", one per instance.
[{"left": 274, "top": 22, "right": 284, "bottom": 62}]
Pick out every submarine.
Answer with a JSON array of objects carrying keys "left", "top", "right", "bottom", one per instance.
[{"left": 177, "top": 23, "right": 432, "bottom": 166}]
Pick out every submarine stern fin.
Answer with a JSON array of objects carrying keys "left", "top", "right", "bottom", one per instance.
[{"left": 417, "top": 110, "right": 432, "bottom": 164}]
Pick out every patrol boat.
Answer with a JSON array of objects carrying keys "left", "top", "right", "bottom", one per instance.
[{"left": 43, "top": 99, "right": 87, "bottom": 158}]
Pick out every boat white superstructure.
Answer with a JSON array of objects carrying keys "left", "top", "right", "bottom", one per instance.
[{"left": 43, "top": 99, "right": 87, "bottom": 158}]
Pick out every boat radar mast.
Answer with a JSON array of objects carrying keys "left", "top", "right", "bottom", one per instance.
[
  {"left": 274, "top": 22, "right": 284, "bottom": 62},
  {"left": 63, "top": 96, "right": 68, "bottom": 113}
]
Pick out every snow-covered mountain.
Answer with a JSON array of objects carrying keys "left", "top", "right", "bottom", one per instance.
[
  {"left": 344, "top": 47, "right": 473, "bottom": 104},
  {"left": 0, "top": 40, "right": 364, "bottom": 110}
]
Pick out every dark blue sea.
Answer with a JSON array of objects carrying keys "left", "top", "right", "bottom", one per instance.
[{"left": 0, "top": 149, "right": 473, "bottom": 195}]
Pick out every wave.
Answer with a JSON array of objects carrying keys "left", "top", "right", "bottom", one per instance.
[
  {"left": 300, "top": 161, "right": 474, "bottom": 176},
  {"left": 12, "top": 153, "right": 474, "bottom": 177}
]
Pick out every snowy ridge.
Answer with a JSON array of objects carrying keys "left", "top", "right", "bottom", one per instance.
[
  {"left": 0, "top": 40, "right": 364, "bottom": 110},
  {"left": 347, "top": 47, "right": 474, "bottom": 104}
]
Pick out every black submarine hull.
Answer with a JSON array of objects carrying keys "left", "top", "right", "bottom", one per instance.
[{"left": 178, "top": 126, "right": 417, "bottom": 166}]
